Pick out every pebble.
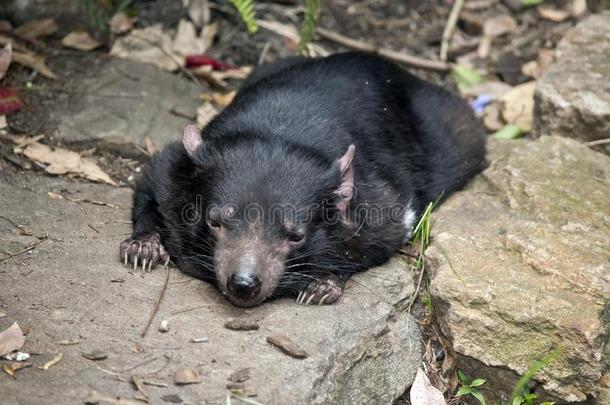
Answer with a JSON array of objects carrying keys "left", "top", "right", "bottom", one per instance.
[{"left": 159, "top": 319, "right": 169, "bottom": 332}]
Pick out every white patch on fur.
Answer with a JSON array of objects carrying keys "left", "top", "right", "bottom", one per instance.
[{"left": 403, "top": 202, "right": 417, "bottom": 242}]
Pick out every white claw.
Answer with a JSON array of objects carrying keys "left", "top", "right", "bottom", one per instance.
[
  {"left": 305, "top": 294, "right": 316, "bottom": 306},
  {"left": 318, "top": 294, "right": 330, "bottom": 305},
  {"left": 142, "top": 258, "right": 147, "bottom": 271},
  {"left": 296, "top": 291, "right": 303, "bottom": 304},
  {"left": 124, "top": 252, "right": 128, "bottom": 266},
  {"left": 133, "top": 255, "right": 138, "bottom": 271},
  {"left": 164, "top": 257, "right": 170, "bottom": 267},
  {"left": 148, "top": 260, "right": 153, "bottom": 272}
]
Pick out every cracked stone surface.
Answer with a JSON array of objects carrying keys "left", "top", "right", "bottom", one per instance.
[
  {"left": 427, "top": 137, "right": 610, "bottom": 403},
  {"left": 534, "top": 12, "right": 610, "bottom": 152},
  {"left": 0, "top": 172, "right": 421, "bottom": 404}
]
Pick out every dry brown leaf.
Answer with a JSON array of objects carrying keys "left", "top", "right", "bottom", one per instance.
[
  {"left": 476, "top": 35, "right": 492, "bottom": 59},
  {"left": 62, "top": 31, "right": 102, "bottom": 51},
  {"left": 110, "top": 24, "right": 183, "bottom": 72},
  {"left": 39, "top": 352, "right": 62, "bottom": 370},
  {"left": 228, "top": 368, "right": 251, "bottom": 383},
  {"left": 110, "top": 12, "right": 134, "bottom": 34},
  {"left": 85, "top": 390, "right": 143, "bottom": 405},
  {"left": 131, "top": 374, "right": 149, "bottom": 401},
  {"left": 144, "top": 137, "right": 160, "bottom": 156},
  {"left": 0, "top": 115, "right": 7, "bottom": 130},
  {"left": 172, "top": 19, "right": 205, "bottom": 57},
  {"left": 0, "top": 43, "right": 12, "bottom": 80},
  {"left": 14, "top": 18, "right": 58, "bottom": 39},
  {"left": 224, "top": 318, "right": 259, "bottom": 331},
  {"left": 0, "top": 322, "right": 25, "bottom": 357},
  {"left": 410, "top": 368, "right": 446, "bottom": 405},
  {"left": 196, "top": 102, "right": 218, "bottom": 128},
  {"left": 20, "top": 142, "right": 116, "bottom": 185},
  {"left": 572, "top": 0, "right": 587, "bottom": 17},
  {"left": 538, "top": 6, "right": 571, "bottom": 22},
  {"left": 266, "top": 334, "right": 308, "bottom": 359},
  {"left": 483, "top": 103, "right": 504, "bottom": 131},
  {"left": 174, "top": 367, "right": 201, "bottom": 385},
  {"left": 483, "top": 15, "right": 517, "bottom": 37},
  {"left": 187, "top": 0, "right": 211, "bottom": 27},
  {"left": 12, "top": 50, "right": 58, "bottom": 80},
  {"left": 192, "top": 66, "right": 252, "bottom": 89},
  {"left": 82, "top": 349, "right": 108, "bottom": 360},
  {"left": 202, "top": 90, "right": 235, "bottom": 107},
  {"left": 500, "top": 81, "right": 536, "bottom": 132},
  {"left": 227, "top": 382, "right": 257, "bottom": 397}
]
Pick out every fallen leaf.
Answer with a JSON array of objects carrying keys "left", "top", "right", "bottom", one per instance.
[
  {"left": 39, "top": 352, "right": 62, "bottom": 370},
  {"left": 110, "top": 12, "right": 134, "bottom": 34},
  {"left": 172, "top": 19, "right": 206, "bottom": 57},
  {"left": 12, "top": 50, "right": 58, "bottom": 80},
  {"left": 538, "top": 6, "right": 571, "bottom": 22},
  {"left": 0, "top": 86, "right": 23, "bottom": 115},
  {"left": 500, "top": 81, "right": 536, "bottom": 132},
  {"left": 483, "top": 103, "right": 505, "bottom": 131},
  {"left": 450, "top": 64, "right": 484, "bottom": 90},
  {"left": 202, "top": 90, "right": 236, "bottom": 107},
  {"left": 174, "top": 367, "right": 201, "bottom": 385},
  {"left": 132, "top": 374, "right": 149, "bottom": 402},
  {"left": 2, "top": 361, "right": 31, "bottom": 378},
  {"left": 493, "top": 123, "right": 524, "bottom": 139},
  {"left": 14, "top": 18, "right": 58, "bottom": 39},
  {"left": 477, "top": 35, "right": 492, "bottom": 59},
  {"left": 187, "top": 0, "right": 210, "bottom": 27},
  {"left": 483, "top": 15, "right": 517, "bottom": 37},
  {"left": 224, "top": 318, "right": 259, "bottom": 331},
  {"left": 410, "top": 368, "right": 446, "bottom": 405},
  {"left": 19, "top": 142, "right": 116, "bottom": 185},
  {"left": 85, "top": 390, "right": 143, "bottom": 405},
  {"left": 0, "top": 115, "right": 6, "bottom": 129},
  {"left": 191, "top": 65, "right": 251, "bottom": 89},
  {"left": 110, "top": 24, "right": 183, "bottom": 71},
  {"left": 0, "top": 322, "right": 25, "bottom": 357},
  {"left": 0, "top": 43, "right": 12, "bottom": 80},
  {"left": 227, "top": 382, "right": 257, "bottom": 397},
  {"left": 82, "top": 349, "right": 108, "bottom": 360},
  {"left": 62, "top": 30, "right": 102, "bottom": 51},
  {"left": 228, "top": 367, "right": 251, "bottom": 383},
  {"left": 196, "top": 102, "right": 218, "bottom": 127},
  {"left": 536, "top": 48, "right": 554, "bottom": 76},
  {"left": 266, "top": 334, "right": 308, "bottom": 359},
  {"left": 571, "top": 0, "right": 587, "bottom": 17}
]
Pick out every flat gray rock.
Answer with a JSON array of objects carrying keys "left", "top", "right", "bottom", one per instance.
[
  {"left": 46, "top": 56, "right": 202, "bottom": 153},
  {"left": 534, "top": 13, "right": 610, "bottom": 151},
  {"left": 0, "top": 174, "right": 421, "bottom": 404},
  {"left": 427, "top": 137, "right": 609, "bottom": 403}
]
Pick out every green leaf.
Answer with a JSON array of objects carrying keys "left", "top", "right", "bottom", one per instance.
[
  {"left": 457, "top": 369, "right": 470, "bottom": 385},
  {"left": 513, "top": 397, "right": 524, "bottom": 405},
  {"left": 510, "top": 348, "right": 563, "bottom": 404},
  {"left": 540, "top": 402, "right": 556, "bottom": 405},
  {"left": 456, "top": 387, "right": 472, "bottom": 397},
  {"left": 450, "top": 65, "right": 483, "bottom": 89},
  {"left": 521, "top": 0, "right": 544, "bottom": 7},
  {"left": 229, "top": 0, "right": 258, "bottom": 33},
  {"left": 492, "top": 124, "right": 524, "bottom": 139},
  {"left": 471, "top": 390, "right": 487, "bottom": 405},
  {"left": 299, "top": 0, "right": 320, "bottom": 53},
  {"left": 470, "top": 378, "right": 487, "bottom": 387}
]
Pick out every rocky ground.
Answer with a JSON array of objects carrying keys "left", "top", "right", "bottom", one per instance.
[{"left": 0, "top": 1, "right": 609, "bottom": 405}]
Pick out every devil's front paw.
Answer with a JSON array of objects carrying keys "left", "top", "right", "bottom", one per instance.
[
  {"left": 296, "top": 274, "right": 344, "bottom": 305},
  {"left": 119, "top": 233, "right": 170, "bottom": 271}
]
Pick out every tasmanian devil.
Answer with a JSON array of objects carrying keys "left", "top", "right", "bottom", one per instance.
[{"left": 119, "top": 52, "right": 486, "bottom": 308}]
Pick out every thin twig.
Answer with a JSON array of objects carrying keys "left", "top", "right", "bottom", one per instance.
[
  {"left": 440, "top": 0, "right": 465, "bottom": 62},
  {"left": 0, "top": 236, "right": 48, "bottom": 263},
  {"left": 315, "top": 27, "right": 451, "bottom": 72},
  {"left": 585, "top": 138, "right": 610, "bottom": 146},
  {"left": 140, "top": 265, "right": 171, "bottom": 338}
]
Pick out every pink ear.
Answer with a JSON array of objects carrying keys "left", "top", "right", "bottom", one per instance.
[
  {"left": 335, "top": 144, "right": 355, "bottom": 212},
  {"left": 183, "top": 124, "right": 202, "bottom": 160}
]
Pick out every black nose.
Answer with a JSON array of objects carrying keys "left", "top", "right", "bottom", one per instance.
[{"left": 227, "top": 273, "right": 261, "bottom": 299}]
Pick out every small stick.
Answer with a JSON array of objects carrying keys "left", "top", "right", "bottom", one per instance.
[
  {"left": 315, "top": 27, "right": 451, "bottom": 72},
  {"left": 585, "top": 138, "right": 610, "bottom": 146},
  {"left": 140, "top": 264, "right": 171, "bottom": 338},
  {"left": 440, "top": 0, "right": 465, "bottom": 62},
  {"left": 0, "top": 236, "right": 47, "bottom": 263}
]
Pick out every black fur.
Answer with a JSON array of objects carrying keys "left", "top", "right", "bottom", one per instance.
[{"left": 124, "top": 52, "right": 486, "bottom": 304}]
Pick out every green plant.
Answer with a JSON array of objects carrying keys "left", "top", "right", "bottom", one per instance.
[
  {"left": 456, "top": 369, "right": 487, "bottom": 405},
  {"left": 229, "top": 0, "right": 258, "bottom": 34},
  {"left": 299, "top": 0, "right": 321, "bottom": 53},
  {"left": 510, "top": 349, "right": 562, "bottom": 405}
]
